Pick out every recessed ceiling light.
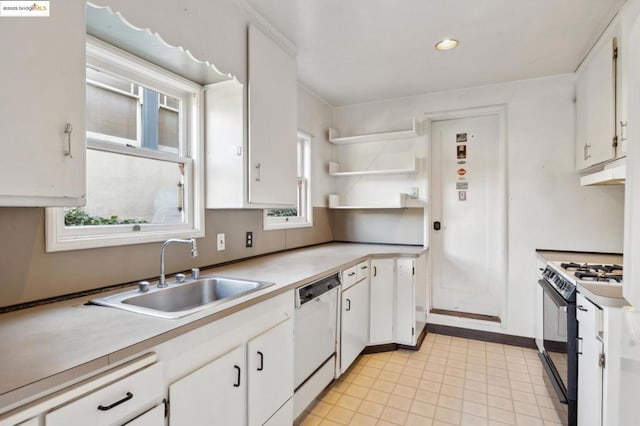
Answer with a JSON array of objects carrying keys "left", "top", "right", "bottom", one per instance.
[{"left": 435, "top": 39, "right": 459, "bottom": 51}]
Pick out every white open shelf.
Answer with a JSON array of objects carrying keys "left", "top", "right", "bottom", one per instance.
[
  {"left": 328, "top": 193, "right": 423, "bottom": 210},
  {"left": 329, "top": 158, "right": 419, "bottom": 177},
  {"left": 328, "top": 118, "right": 421, "bottom": 145}
]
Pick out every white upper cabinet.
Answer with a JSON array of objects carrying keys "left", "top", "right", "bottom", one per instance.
[
  {"left": 205, "top": 25, "right": 298, "bottom": 209},
  {"left": 575, "top": 24, "right": 620, "bottom": 171},
  {"left": 247, "top": 24, "right": 298, "bottom": 206},
  {"left": 0, "top": 0, "right": 86, "bottom": 206}
]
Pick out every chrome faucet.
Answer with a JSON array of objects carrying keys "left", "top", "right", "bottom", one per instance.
[{"left": 159, "top": 238, "right": 198, "bottom": 288}]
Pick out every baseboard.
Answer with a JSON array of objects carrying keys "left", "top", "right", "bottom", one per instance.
[
  {"left": 430, "top": 308, "right": 501, "bottom": 323},
  {"left": 426, "top": 323, "right": 537, "bottom": 349}
]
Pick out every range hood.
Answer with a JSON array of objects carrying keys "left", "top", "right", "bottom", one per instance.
[{"left": 580, "top": 158, "right": 626, "bottom": 186}]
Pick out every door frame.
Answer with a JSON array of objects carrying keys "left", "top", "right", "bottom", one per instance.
[{"left": 424, "top": 104, "right": 508, "bottom": 329}]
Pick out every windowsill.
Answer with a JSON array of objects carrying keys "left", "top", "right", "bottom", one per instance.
[{"left": 263, "top": 221, "right": 313, "bottom": 231}]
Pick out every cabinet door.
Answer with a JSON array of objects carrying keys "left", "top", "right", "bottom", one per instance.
[
  {"left": 0, "top": 0, "right": 86, "bottom": 206},
  {"left": 369, "top": 259, "right": 395, "bottom": 344},
  {"left": 341, "top": 278, "right": 370, "bottom": 373},
  {"left": 124, "top": 404, "right": 164, "bottom": 426},
  {"left": 169, "top": 345, "right": 246, "bottom": 426},
  {"left": 575, "top": 70, "right": 591, "bottom": 171},
  {"left": 396, "top": 258, "right": 416, "bottom": 346},
  {"left": 247, "top": 25, "right": 297, "bottom": 206},
  {"left": 577, "top": 294, "right": 603, "bottom": 426},
  {"left": 576, "top": 32, "right": 617, "bottom": 171},
  {"left": 247, "top": 319, "right": 294, "bottom": 426}
]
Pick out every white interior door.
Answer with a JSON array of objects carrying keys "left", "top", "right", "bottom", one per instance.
[{"left": 431, "top": 114, "right": 504, "bottom": 318}]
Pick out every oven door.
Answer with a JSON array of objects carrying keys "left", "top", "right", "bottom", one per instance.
[{"left": 538, "top": 278, "right": 569, "bottom": 402}]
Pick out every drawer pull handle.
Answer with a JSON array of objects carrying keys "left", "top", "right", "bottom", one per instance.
[
  {"left": 233, "top": 365, "right": 241, "bottom": 387},
  {"left": 361, "top": 266, "right": 368, "bottom": 270},
  {"left": 348, "top": 272, "right": 356, "bottom": 277},
  {"left": 257, "top": 351, "right": 264, "bottom": 371},
  {"left": 97, "top": 392, "right": 133, "bottom": 411},
  {"left": 577, "top": 305, "right": 588, "bottom": 312}
]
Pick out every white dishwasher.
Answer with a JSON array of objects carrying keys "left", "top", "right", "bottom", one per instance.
[{"left": 293, "top": 273, "right": 340, "bottom": 418}]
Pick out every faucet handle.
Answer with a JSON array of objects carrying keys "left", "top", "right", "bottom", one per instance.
[
  {"left": 191, "top": 268, "right": 200, "bottom": 279},
  {"left": 138, "top": 281, "right": 150, "bottom": 292},
  {"left": 175, "top": 273, "right": 186, "bottom": 284}
]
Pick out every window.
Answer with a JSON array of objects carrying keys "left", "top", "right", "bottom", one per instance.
[
  {"left": 46, "top": 37, "right": 204, "bottom": 252},
  {"left": 263, "top": 131, "right": 312, "bottom": 230}
]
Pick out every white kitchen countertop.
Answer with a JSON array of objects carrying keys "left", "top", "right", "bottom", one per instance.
[{"left": 0, "top": 242, "right": 425, "bottom": 412}]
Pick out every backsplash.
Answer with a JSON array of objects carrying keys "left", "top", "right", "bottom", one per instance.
[{"left": 0, "top": 207, "right": 333, "bottom": 308}]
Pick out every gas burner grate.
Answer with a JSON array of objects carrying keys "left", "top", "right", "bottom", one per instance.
[
  {"left": 574, "top": 271, "right": 623, "bottom": 283},
  {"left": 560, "top": 262, "right": 582, "bottom": 270},
  {"left": 558, "top": 261, "right": 623, "bottom": 284}
]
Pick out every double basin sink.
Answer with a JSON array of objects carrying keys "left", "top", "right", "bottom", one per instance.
[{"left": 91, "top": 276, "right": 274, "bottom": 319}]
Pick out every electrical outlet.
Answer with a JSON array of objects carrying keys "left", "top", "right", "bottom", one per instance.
[
  {"left": 216, "top": 233, "right": 225, "bottom": 251},
  {"left": 246, "top": 231, "right": 253, "bottom": 248}
]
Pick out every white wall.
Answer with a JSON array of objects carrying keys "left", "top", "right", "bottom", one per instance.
[{"left": 333, "top": 74, "right": 625, "bottom": 338}]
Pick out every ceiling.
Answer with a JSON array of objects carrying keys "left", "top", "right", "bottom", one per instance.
[{"left": 286, "top": 0, "right": 626, "bottom": 106}]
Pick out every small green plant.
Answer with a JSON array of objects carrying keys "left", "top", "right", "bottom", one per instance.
[
  {"left": 64, "top": 208, "right": 148, "bottom": 226},
  {"left": 266, "top": 208, "right": 298, "bottom": 217}
]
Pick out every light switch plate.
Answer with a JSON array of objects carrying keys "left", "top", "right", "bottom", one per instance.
[{"left": 217, "top": 233, "right": 225, "bottom": 251}]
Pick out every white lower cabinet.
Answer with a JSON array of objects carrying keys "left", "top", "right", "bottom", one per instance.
[
  {"left": 247, "top": 320, "right": 294, "bottom": 426},
  {"left": 168, "top": 318, "right": 293, "bottom": 426},
  {"left": 340, "top": 277, "right": 370, "bottom": 373},
  {"left": 370, "top": 258, "right": 417, "bottom": 346},
  {"left": 395, "top": 258, "right": 416, "bottom": 346},
  {"left": 45, "top": 362, "right": 164, "bottom": 426},
  {"left": 169, "top": 345, "right": 246, "bottom": 425},
  {"left": 369, "top": 259, "right": 395, "bottom": 344},
  {"left": 577, "top": 292, "right": 604, "bottom": 426}
]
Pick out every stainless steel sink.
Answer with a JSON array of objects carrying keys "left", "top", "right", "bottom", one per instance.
[{"left": 91, "top": 276, "right": 274, "bottom": 319}]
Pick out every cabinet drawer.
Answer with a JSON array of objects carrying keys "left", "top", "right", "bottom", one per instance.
[
  {"left": 46, "top": 363, "right": 163, "bottom": 426},
  {"left": 341, "top": 266, "right": 357, "bottom": 290},
  {"left": 356, "top": 261, "right": 369, "bottom": 282},
  {"left": 577, "top": 293, "right": 603, "bottom": 335}
]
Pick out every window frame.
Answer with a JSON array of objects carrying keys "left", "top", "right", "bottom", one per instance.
[
  {"left": 45, "top": 36, "right": 205, "bottom": 252},
  {"left": 263, "top": 131, "right": 313, "bottom": 231}
]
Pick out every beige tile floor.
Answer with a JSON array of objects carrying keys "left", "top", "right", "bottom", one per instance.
[{"left": 296, "top": 333, "right": 567, "bottom": 426}]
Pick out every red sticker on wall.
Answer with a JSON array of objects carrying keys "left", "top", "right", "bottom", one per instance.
[{"left": 457, "top": 168, "right": 467, "bottom": 176}]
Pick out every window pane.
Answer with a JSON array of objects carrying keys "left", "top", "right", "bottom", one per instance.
[
  {"left": 87, "top": 84, "right": 138, "bottom": 141},
  {"left": 158, "top": 107, "right": 179, "bottom": 152},
  {"left": 86, "top": 67, "right": 182, "bottom": 154},
  {"left": 65, "top": 150, "right": 186, "bottom": 226}
]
